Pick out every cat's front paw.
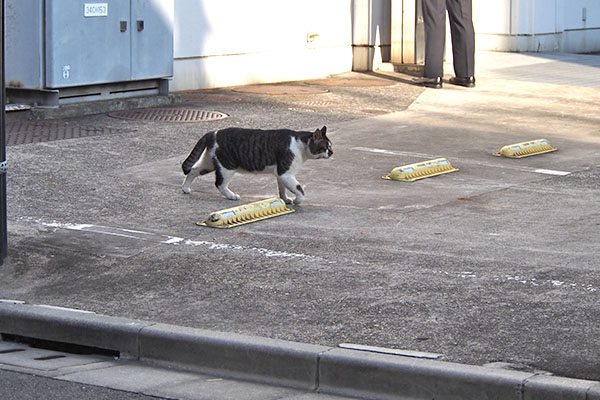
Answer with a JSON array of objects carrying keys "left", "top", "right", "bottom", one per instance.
[
  {"left": 226, "top": 193, "right": 241, "bottom": 201},
  {"left": 293, "top": 196, "right": 304, "bottom": 205},
  {"left": 182, "top": 177, "right": 192, "bottom": 194},
  {"left": 281, "top": 196, "right": 293, "bottom": 204}
]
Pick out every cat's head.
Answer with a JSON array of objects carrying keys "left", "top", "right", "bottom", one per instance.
[{"left": 308, "top": 126, "right": 333, "bottom": 159}]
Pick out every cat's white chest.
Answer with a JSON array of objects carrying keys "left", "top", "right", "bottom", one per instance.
[{"left": 287, "top": 139, "right": 306, "bottom": 173}]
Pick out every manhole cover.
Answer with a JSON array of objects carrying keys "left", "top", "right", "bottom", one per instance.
[
  {"left": 305, "top": 78, "right": 394, "bottom": 87},
  {"left": 180, "top": 93, "right": 243, "bottom": 103},
  {"left": 5, "top": 121, "right": 131, "bottom": 146},
  {"left": 108, "top": 108, "right": 228, "bottom": 122},
  {"left": 231, "top": 85, "right": 328, "bottom": 96}
]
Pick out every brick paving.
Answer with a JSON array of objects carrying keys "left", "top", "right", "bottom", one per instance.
[{"left": 5, "top": 121, "right": 133, "bottom": 146}]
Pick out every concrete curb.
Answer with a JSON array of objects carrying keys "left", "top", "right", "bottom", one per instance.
[
  {"left": 1, "top": 302, "right": 599, "bottom": 400},
  {"left": 138, "top": 323, "right": 328, "bottom": 390},
  {"left": 7, "top": 94, "right": 180, "bottom": 121}
]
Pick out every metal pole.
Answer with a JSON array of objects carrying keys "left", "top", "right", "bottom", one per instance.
[{"left": 0, "top": 0, "right": 7, "bottom": 265}]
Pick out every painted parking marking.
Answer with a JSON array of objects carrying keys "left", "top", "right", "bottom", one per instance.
[
  {"left": 351, "top": 146, "right": 435, "bottom": 159},
  {"left": 32, "top": 219, "right": 314, "bottom": 261},
  {"left": 351, "top": 147, "right": 572, "bottom": 176},
  {"left": 533, "top": 168, "right": 570, "bottom": 176}
]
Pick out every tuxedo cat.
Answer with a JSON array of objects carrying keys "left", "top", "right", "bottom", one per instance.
[{"left": 182, "top": 126, "right": 332, "bottom": 205}]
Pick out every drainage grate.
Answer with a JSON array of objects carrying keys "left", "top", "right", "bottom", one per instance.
[
  {"left": 5, "top": 121, "right": 132, "bottom": 146},
  {"left": 2, "top": 334, "right": 120, "bottom": 358},
  {"left": 108, "top": 108, "right": 228, "bottom": 122}
]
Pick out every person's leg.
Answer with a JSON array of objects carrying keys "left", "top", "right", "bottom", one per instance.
[
  {"left": 446, "top": 0, "right": 475, "bottom": 79},
  {"left": 422, "top": 0, "right": 447, "bottom": 79}
]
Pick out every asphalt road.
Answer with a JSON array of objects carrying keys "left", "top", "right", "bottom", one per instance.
[{"left": 0, "top": 369, "right": 158, "bottom": 400}]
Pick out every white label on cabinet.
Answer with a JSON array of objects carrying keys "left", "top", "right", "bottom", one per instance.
[{"left": 84, "top": 3, "right": 108, "bottom": 17}]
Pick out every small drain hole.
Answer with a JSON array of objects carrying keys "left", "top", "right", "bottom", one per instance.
[
  {"left": 0, "top": 348, "right": 26, "bottom": 354},
  {"left": 1, "top": 333, "right": 119, "bottom": 358},
  {"left": 34, "top": 355, "right": 67, "bottom": 361}
]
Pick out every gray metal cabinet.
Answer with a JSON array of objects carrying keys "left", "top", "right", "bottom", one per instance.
[
  {"left": 131, "top": 0, "right": 174, "bottom": 81},
  {"left": 45, "top": 0, "right": 132, "bottom": 88},
  {"left": 6, "top": 0, "right": 173, "bottom": 105}
]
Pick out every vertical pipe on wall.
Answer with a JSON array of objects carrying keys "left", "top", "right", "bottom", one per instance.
[
  {"left": 352, "top": 0, "right": 392, "bottom": 71},
  {"left": 390, "top": 0, "right": 424, "bottom": 69},
  {"left": 390, "top": 0, "right": 403, "bottom": 63},
  {"left": 529, "top": 0, "right": 537, "bottom": 51},
  {"left": 351, "top": 0, "right": 374, "bottom": 71}
]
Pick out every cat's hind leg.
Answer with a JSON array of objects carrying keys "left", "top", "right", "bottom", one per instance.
[
  {"left": 215, "top": 163, "right": 240, "bottom": 201},
  {"left": 182, "top": 152, "right": 214, "bottom": 194},
  {"left": 182, "top": 169, "right": 204, "bottom": 194}
]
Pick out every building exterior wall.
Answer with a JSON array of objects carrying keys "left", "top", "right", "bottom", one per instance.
[
  {"left": 171, "top": 0, "right": 599, "bottom": 91},
  {"left": 171, "top": 0, "right": 355, "bottom": 91},
  {"left": 473, "top": 0, "right": 600, "bottom": 53},
  {"left": 5, "top": 0, "right": 598, "bottom": 94}
]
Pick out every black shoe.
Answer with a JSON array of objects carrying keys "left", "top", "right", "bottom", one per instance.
[
  {"left": 413, "top": 76, "right": 442, "bottom": 89},
  {"left": 449, "top": 76, "right": 476, "bottom": 88}
]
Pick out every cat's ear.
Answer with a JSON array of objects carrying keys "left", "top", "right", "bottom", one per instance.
[{"left": 313, "top": 126, "right": 327, "bottom": 140}]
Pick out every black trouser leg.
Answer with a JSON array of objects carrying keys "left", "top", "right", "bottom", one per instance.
[
  {"left": 446, "top": 0, "right": 475, "bottom": 77},
  {"left": 422, "top": 0, "right": 446, "bottom": 78}
]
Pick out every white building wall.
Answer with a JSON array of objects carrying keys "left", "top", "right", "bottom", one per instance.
[
  {"left": 171, "top": 0, "right": 600, "bottom": 91},
  {"left": 473, "top": 0, "right": 600, "bottom": 53},
  {"left": 171, "top": 0, "right": 354, "bottom": 91}
]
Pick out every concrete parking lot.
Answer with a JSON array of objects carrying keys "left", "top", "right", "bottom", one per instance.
[{"left": 1, "top": 50, "right": 599, "bottom": 394}]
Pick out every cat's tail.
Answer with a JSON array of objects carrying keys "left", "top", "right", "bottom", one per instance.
[{"left": 182, "top": 132, "right": 211, "bottom": 175}]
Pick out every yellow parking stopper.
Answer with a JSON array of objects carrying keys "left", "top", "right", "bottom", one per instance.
[
  {"left": 198, "top": 197, "right": 294, "bottom": 228},
  {"left": 383, "top": 158, "right": 459, "bottom": 182},
  {"left": 493, "top": 139, "right": 557, "bottom": 158}
]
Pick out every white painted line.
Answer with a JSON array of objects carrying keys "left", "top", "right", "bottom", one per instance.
[
  {"left": 352, "top": 148, "right": 573, "bottom": 177},
  {"left": 161, "top": 236, "right": 185, "bottom": 245},
  {"left": 339, "top": 343, "right": 442, "bottom": 359},
  {"left": 0, "top": 299, "right": 26, "bottom": 305},
  {"left": 42, "top": 222, "right": 94, "bottom": 231},
  {"left": 499, "top": 275, "right": 596, "bottom": 292},
  {"left": 42, "top": 222, "right": 150, "bottom": 240},
  {"left": 80, "top": 229, "right": 147, "bottom": 240},
  {"left": 180, "top": 239, "right": 311, "bottom": 259},
  {"left": 351, "top": 147, "right": 435, "bottom": 159},
  {"left": 121, "top": 228, "right": 154, "bottom": 235},
  {"left": 33, "top": 219, "right": 313, "bottom": 261},
  {"left": 534, "top": 169, "right": 570, "bottom": 176}
]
